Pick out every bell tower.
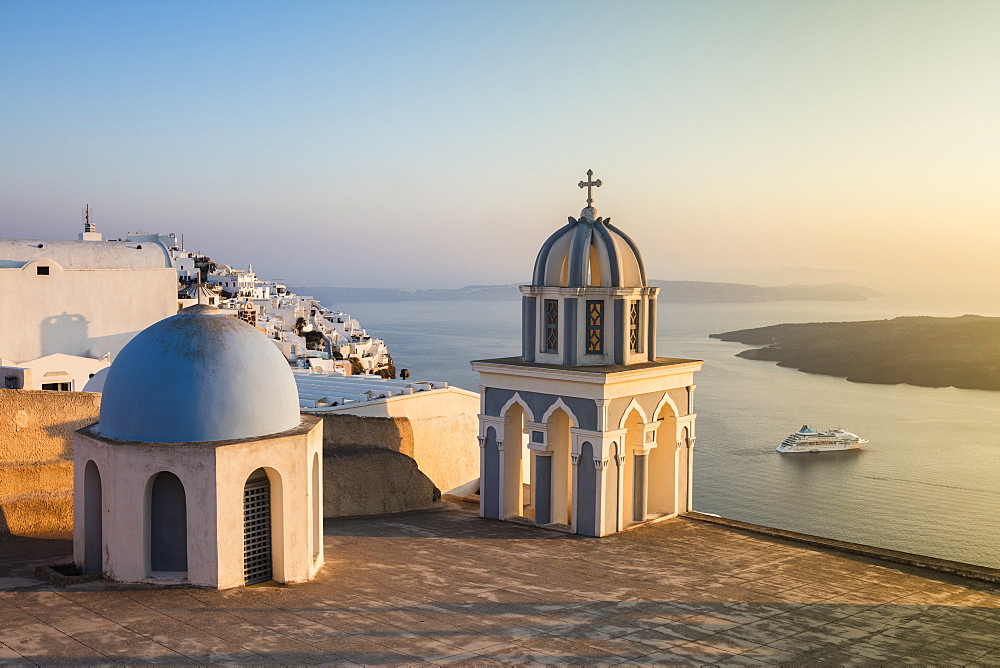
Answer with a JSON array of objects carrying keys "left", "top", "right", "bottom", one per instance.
[{"left": 472, "top": 171, "right": 703, "bottom": 537}]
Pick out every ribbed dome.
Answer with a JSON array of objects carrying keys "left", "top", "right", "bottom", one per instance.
[
  {"left": 531, "top": 207, "right": 647, "bottom": 288},
  {"left": 97, "top": 304, "right": 301, "bottom": 443}
]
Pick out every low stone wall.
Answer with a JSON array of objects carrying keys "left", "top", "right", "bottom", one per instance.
[
  {"left": 308, "top": 409, "right": 478, "bottom": 517},
  {"left": 0, "top": 389, "right": 100, "bottom": 536},
  {"left": 0, "top": 389, "right": 100, "bottom": 462},
  {"left": 306, "top": 389, "right": 480, "bottom": 496},
  {"left": 323, "top": 446, "right": 440, "bottom": 518},
  {"left": 313, "top": 413, "right": 415, "bottom": 457},
  {"left": 0, "top": 391, "right": 475, "bottom": 529}
]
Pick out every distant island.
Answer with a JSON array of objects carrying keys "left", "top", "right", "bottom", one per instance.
[
  {"left": 711, "top": 315, "right": 1000, "bottom": 391},
  {"left": 295, "top": 281, "right": 883, "bottom": 304}
]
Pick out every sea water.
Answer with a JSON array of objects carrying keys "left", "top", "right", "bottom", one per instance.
[{"left": 339, "top": 298, "right": 1000, "bottom": 569}]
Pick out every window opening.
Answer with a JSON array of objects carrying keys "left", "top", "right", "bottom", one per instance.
[
  {"left": 629, "top": 301, "right": 641, "bottom": 353},
  {"left": 244, "top": 469, "right": 272, "bottom": 585},
  {"left": 543, "top": 300, "right": 559, "bottom": 353},
  {"left": 36, "top": 266, "right": 50, "bottom": 275},
  {"left": 586, "top": 300, "right": 603, "bottom": 354},
  {"left": 41, "top": 382, "right": 71, "bottom": 391}
]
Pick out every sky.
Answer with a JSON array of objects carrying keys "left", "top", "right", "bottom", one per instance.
[{"left": 2, "top": 0, "right": 998, "bottom": 302}]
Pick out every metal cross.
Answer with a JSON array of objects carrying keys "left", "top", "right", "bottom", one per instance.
[{"left": 578, "top": 169, "right": 603, "bottom": 207}]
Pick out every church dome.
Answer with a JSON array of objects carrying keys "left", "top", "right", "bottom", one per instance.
[
  {"left": 97, "top": 304, "right": 301, "bottom": 443},
  {"left": 531, "top": 206, "right": 647, "bottom": 288}
]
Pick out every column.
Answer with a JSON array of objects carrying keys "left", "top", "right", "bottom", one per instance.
[
  {"left": 534, "top": 453, "right": 552, "bottom": 525},
  {"left": 686, "top": 437, "right": 696, "bottom": 512},
  {"left": 632, "top": 453, "right": 648, "bottom": 522}
]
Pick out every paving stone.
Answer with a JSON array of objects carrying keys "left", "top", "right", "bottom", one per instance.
[
  {"left": 0, "top": 508, "right": 997, "bottom": 665},
  {"left": 0, "top": 643, "right": 29, "bottom": 667}
]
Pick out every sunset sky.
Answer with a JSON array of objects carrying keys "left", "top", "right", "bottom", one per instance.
[{"left": 2, "top": 0, "right": 998, "bottom": 302}]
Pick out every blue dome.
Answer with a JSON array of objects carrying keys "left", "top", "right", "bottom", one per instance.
[
  {"left": 532, "top": 207, "right": 647, "bottom": 288},
  {"left": 97, "top": 305, "right": 301, "bottom": 443}
]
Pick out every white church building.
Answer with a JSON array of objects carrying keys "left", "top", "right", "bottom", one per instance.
[
  {"left": 472, "top": 172, "right": 702, "bottom": 537},
  {"left": 73, "top": 304, "right": 324, "bottom": 589}
]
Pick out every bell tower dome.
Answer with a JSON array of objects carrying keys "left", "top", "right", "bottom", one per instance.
[{"left": 521, "top": 170, "right": 659, "bottom": 366}]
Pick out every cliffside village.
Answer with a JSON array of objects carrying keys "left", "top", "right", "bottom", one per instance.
[{"left": 1, "top": 213, "right": 394, "bottom": 395}]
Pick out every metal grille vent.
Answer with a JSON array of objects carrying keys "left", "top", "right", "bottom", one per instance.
[{"left": 243, "top": 477, "right": 272, "bottom": 585}]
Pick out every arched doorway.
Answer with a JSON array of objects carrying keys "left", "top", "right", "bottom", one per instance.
[
  {"left": 149, "top": 471, "right": 187, "bottom": 574},
  {"left": 244, "top": 468, "right": 273, "bottom": 584},
  {"left": 502, "top": 403, "right": 532, "bottom": 519},
  {"left": 546, "top": 407, "right": 573, "bottom": 527},
  {"left": 649, "top": 402, "right": 678, "bottom": 517},
  {"left": 83, "top": 460, "right": 102, "bottom": 575},
  {"left": 622, "top": 409, "right": 645, "bottom": 524}
]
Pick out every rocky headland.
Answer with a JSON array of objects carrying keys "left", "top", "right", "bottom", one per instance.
[{"left": 711, "top": 315, "right": 1000, "bottom": 391}]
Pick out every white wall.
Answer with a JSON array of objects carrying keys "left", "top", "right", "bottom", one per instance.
[
  {"left": 315, "top": 387, "right": 480, "bottom": 495},
  {"left": 0, "top": 258, "right": 178, "bottom": 364}
]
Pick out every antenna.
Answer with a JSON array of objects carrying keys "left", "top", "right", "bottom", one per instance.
[{"left": 83, "top": 204, "right": 96, "bottom": 233}]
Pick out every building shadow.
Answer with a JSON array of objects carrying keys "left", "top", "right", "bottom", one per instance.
[
  {"left": 40, "top": 312, "right": 90, "bottom": 357},
  {"left": 324, "top": 508, "right": 577, "bottom": 541}
]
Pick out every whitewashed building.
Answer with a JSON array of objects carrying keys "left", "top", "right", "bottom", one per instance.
[
  {"left": 73, "top": 305, "right": 324, "bottom": 588},
  {"left": 0, "top": 228, "right": 179, "bottom": 391}
]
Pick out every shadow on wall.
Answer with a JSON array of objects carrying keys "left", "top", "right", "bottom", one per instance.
[
  {"left": 45, "top": 415, "right": 102, "bottom": 459},
  {"left": 40, "top": 313, "right": 89, "bottom": 357},
  {"left": 316, "top": 414, "right": 415, "bottom": 457},
  {"left": 314, "top": 413, "right": 444, "bottom": 518},
  {"left": 40, "top": 313, "right": 140, "bottom": 359}
]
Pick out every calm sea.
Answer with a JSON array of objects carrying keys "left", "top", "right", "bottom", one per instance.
[{"left": 339, "top": 297, "right": 1000, "bottom": 569}]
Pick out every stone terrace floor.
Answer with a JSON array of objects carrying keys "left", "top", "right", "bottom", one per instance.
[{"left": 1, "top": 505, "right": 998, "bottom": 666}]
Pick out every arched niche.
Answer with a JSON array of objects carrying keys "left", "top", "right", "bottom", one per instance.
[
  {"left": 147, "top": 471, "right": 187, "bottom": 575},
  {"left": 83, "top": 460, "right": 102, "bottom": 575}
]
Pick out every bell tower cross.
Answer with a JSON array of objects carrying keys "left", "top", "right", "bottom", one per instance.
[{"left": 578, "top": 169, "right": 603, "bottom": 207}]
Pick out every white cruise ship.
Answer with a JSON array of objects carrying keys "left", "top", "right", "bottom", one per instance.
[{"left": 776, "top": 426, "right": 867, "bottom": 453}]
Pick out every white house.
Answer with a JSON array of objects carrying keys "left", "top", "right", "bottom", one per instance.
[{"left": 0, "top": 231, "right": 179, "bottom": 391}]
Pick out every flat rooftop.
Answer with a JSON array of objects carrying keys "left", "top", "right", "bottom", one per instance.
[{"left": 1, "top": 506, "right": 997, "bottom": 665}]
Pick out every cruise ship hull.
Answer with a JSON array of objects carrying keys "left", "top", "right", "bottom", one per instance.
[
  {"left": 777, "top": 426, "right": 867, "bottom": 453},
  {"left": 776, "top": 440, "right": 866, "bottom": 453}
]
